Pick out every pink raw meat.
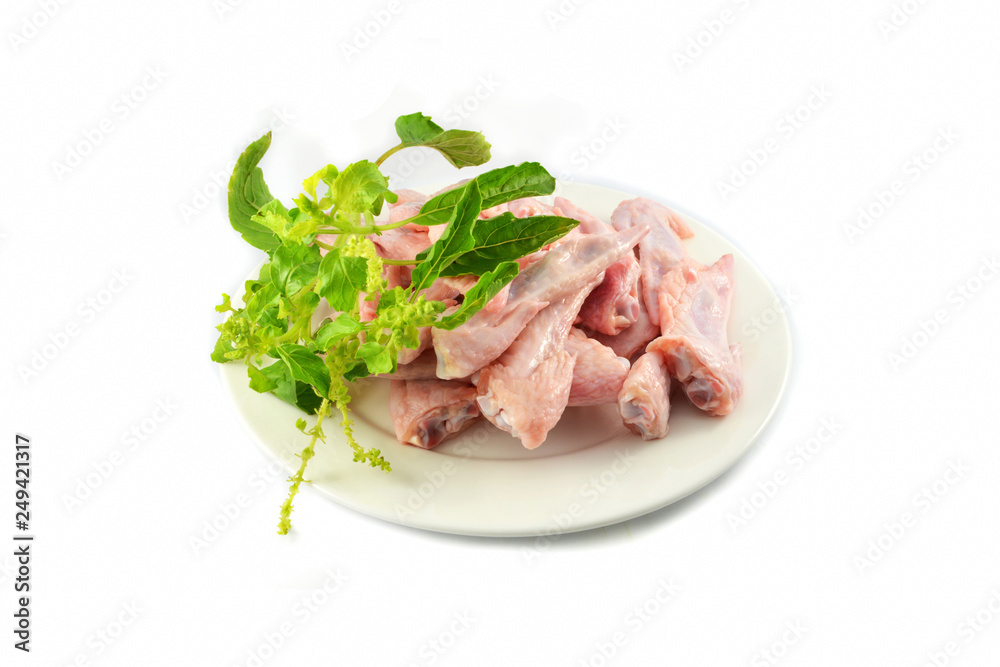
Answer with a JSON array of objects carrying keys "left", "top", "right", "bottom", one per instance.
[
  {"left": 647, "top": 255, "right": 742, "bottom": 416},
  {"left": 389, "top": 380, "right": 480, "bottom": 449},
  {"left": 610, "top": 197, "right": 693, "bottom": 329},
  {"left": 476, "top": 284, "right": 599, "bottom": 449},
  {"left": 432, "top": 226, "right": 648, "bottom": 380},
  {"left": 556, "top": 196, "right": 642, "bottom": 336},
  {"left": 618, "top": 350, "right": 671, "bottom": 440},
  {"left": 565, "top": 329, "right": 631, "bottom": 407},
  {"left": 587, "top": 275, "right": 661, "bottom": 362}
]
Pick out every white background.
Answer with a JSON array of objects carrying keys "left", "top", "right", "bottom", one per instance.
[{"left": 3, "top": 0, "right": 1000, "bottom": 665}]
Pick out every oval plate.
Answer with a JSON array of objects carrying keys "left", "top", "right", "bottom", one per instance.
[{"left": 220, "top": 181, "right": 792, "bottom": 537}]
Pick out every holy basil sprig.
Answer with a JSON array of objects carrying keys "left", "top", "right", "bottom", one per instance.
[
  {"left": 212, "top": 113, "right": 579, "bottom": 534},
  {"left": 378, "top": 112, "right": 492, "bottom": 168}
]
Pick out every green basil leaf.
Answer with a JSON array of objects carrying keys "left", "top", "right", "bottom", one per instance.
[
  {"left": 315, "top": 313, "right": 365, "bottom": 352},
  {"left": 356, "top": 341, "right": 395, "bottom": 375},
  {"left": 419, "top": 129, "right": 491, "bottom": 168},
  {"left": 290, "top": 382, "right": 324, "bottom": 414},
  {"left": 406, "top": 163, "right": 558, "bottom": 229},
  {"left": 247, "top": 364, "right": 278, "bottom": 392},
  {"left": 374, "top": 285, "right": 405, "bottom": 315},
  {"left": 259, "top": 361, "right": 294, "bottom": 401},
  {"left": 303, "top": 164, "right": 339, "bottom": 201},
  {"left": 250, "top": 198, "right": 292, "bottom": 235},
  {"left": 215, "top": 294, "right": 233, "bottom": 313},
  {"left": 475, "top": 162, "right": 557, "bottom": 209},
  {"left": 245, "top": 283, "right": 279, "bottom": 324},
  {"left": 408, "top": 182, "right": 475, "bottom": 227},
  {"left": 274, "top": 344, "right": 331, "bottom": 398},
  {"left": 396, "top": 324, "right": 422, "bottom": 351},
  {"left": 408, "top": 181, "right": 482, "bottom": 294},
  {"left": 258, "top": 361, "right": 324, "bottom": 414},
  {"left": 251, "top": 199, "right": 318, "bottom": 246},
  {"left": 440, "top": 213, "right": 579, "bottom": 277},
  {"left": 331, "top": 160, "right": 397, "bottom": 215},
  {"left": 317, "top": 248, "right": 368, "bottom": 312},
  {"left": 269, "top": 244, "right": 321, "bottom": 297},
  {"left": 255, "top": 263, "right": 271, "bottom": 286},
  {"left": 211, "top": 334, "right": 233, "bottom": 363},
  {"left": 227, "top": 133, "right": 281, "bottom": 252},
  {"left": 343, "top": 359, "right": 371, "bottom": 382},
  {"left": 393, "top": 112, "right": 491, "bottom": 168},
  {"left": 435, "top": 262, "right": 519, "bottom": 330},
  {"left": 394, "top": 112, "right": 445, "bottom": 143}
]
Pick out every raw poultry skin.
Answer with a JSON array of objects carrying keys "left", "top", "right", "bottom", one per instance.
[
  {"left": 610, "top": 197, "right": 694, "bottom": 328},
  {"left": 587, "top": 275, "right": 661, "bottom": 362},
  {"left": 389, "top": 200, "right": 426, "bottom": 226},
  {"left": 476, "top": 286, "right": 597, "bottom": 450},
  {"left": 371, "top": 226, "right": 431, "bottom": 261},
  {"left": 577, "top": 258, "right": 641, "bottom": 335},
  {"left": 565, "top": 329, "right": 630, "bottom": 407},
  {"left": 555, "top": 197, "right": 642, "bottom": 335},
  {"left": 647, "top": 254, "right": 743, "bottom": 416},
  {"left": 596, "top": 197, "right": 691, "bottom": 432},
  {"left": 433, "top": 300, "right": 547, "bottom": 381},
  {"left": 611, "top": 197, "right": 742, "bottom": 417},
  {"left": 432, "top": 225, "right": 649, "bottom": 380},
  {"left": 376, "top": 190, "right": 742, "bottom": 449},
  {"left": 618, "top": 350, "right": 672, "bottom": 440},
  {"left": 507, "top": 197, "right": 559, "bottom": 218},
  {"left": 389, "top": 380, "right": 480, "bottom": 449},
  {"left": 474, "top": 228, "right": 647, "bottom": 449}
]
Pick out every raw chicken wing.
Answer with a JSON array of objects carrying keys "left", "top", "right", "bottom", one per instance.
[
  {"left": 432, "top": 226, "right": 648, "bottom": 379},
  {"left": 647, "top": 254, "right": 742, "bottom": 416},
  {"left": 618, "top": 350, "right": 672, "bottom": 440},
  {"left": 389, "top": 380, "right": 479, "bottom": 449},
  {"left": 565, "top": 330, "right": 631, "bottom": 406}
]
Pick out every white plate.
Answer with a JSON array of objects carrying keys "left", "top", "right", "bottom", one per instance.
[{"left": 220, "top": 181, "right": 792, "bottom": 537}]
